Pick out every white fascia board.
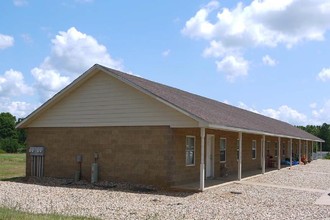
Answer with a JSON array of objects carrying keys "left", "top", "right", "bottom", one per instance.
[{"left": 208, "top": 124, "right": 324, "bottom": 142}]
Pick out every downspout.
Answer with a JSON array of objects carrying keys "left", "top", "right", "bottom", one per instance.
[{"left": 200, "top": 127, "right": 205, "bottom": 191}]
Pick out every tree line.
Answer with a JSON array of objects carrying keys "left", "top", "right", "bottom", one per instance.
[
  {"left": 297, "top": 123, "right": 330, "bottom": 151},
  {"left": 0, "top": 111, "right": 329, "bottom": 153}
]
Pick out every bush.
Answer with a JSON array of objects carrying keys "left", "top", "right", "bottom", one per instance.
[
  {"left": 0, "top": 149, "right": 6, "bottom": 154},
  {"left": 0, "top": 138, "right": 20, "bottom": 153},
  {"left": 325, "top": 152, "right": 330, "bottom": 160}
]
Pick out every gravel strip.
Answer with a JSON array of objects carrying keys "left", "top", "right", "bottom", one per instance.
[{"left": 1, "top": 160, "right": 330, "bottom": 219}]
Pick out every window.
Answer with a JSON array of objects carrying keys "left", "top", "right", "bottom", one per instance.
[
  {"left": 185, "top": 136, "right": 195, "bottom": 166},
  {"left": 282, "top": 142, "right": 286, "bottom": 157},
  {"left": 236, "top": 139, "right": 240, "bottom": 161},
  {"left": 252, "top": 140, "right": 257, "bottom": 159},
  {"left": 220, "top": 138, "right": 226, "bottom": 162},
  {"left": 274, "top": 142, "right": 278, "bottom": 157},
  {"left": 266, "top": 141, "right": 271, "bottom": 156}
]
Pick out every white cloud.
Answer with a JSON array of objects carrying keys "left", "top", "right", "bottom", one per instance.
[
  {"left": 182, "top": 0, "right": 330, "bottom": 80},
  {"left": 262, "top": 55, "right": 277, "bottom": 66},
  {"left": 317, "top": 68, "right": 330, "bottom": 82},
  {"left": 0, "top": 69, "right": 34, "bottom": 97},
  {"left": 32, "top": 27, "right": 122, "bottom": 101},
  {"left": 0, "top": 34, "right": 14, "bottom": 49},
  {"left": 13, "top": 0, "right": 28, "bottom": 6},
  {"left": 237, "top": 102, "right": 309, "bottom": 125},
  {"left": 262, "top": 105, "right": 308, "bottom": 125},
  {"left": 311, "top": 100, "right": 330, "bottom": 123},
  {"left": 216, "top": 55, "right": 248, "bottom": 82},
  {"left": 162, "top": 49, "right": 171, "bottom": 57},
  {"left": 0, "top": 99, "right": 38, "bottom": 118}
]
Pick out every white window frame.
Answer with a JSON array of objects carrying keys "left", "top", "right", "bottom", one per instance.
[
  {"left": 252, "top": 140, "right": 257, "bottom": 160},
  {"left": 274, "top": 142, "right": 278, "bottom": 157},
  {"left": 185, "top": 136, "right": 195, "bottom": 166},
  {"left": 220, "top": 138, "right": 227, "bottom": 163},
  {"left": 236, "top": 139, "right": 239, "bottom": 161}
]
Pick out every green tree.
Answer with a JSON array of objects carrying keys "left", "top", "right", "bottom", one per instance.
[
  {"left": 0, "top": 112, "right": 25, "bottom": 153},
  {"left": 0, "top": 112, "right": 17, "bottom": 140}
]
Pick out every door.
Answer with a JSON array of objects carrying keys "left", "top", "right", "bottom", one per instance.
[{"left": 206, "top": 135, "right": 215, "bottom": 178}]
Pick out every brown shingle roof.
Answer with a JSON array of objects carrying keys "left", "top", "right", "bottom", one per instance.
[{"left": 100, "top": 65, "right": 322, "bottom": 142}]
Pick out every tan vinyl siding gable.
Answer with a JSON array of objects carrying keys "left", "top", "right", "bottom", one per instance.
[{"left": 28, "top": 71, "right": 198, "bottom": 127}]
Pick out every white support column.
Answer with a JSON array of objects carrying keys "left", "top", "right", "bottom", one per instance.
[
  {"left": 299, "top": 139, "right": 301, "bottom": 164},
  {"left": 262, "top": 135, "right": 266, "bottom": 174},
  {"left": 278, "top": 137, "right": 281, "bottom": 170},
  {"left": 312, "top": 141, "right": 314, "bottom": 160},
  {"left": 200, "top": 127, "right": 205, "bottom": 191},
  {"left": 290, "top": 139, "right": 293, "bottom": 168},
  {"left": 320, "top": 142, "right": 323, "bottom": 159},
  {"left": 306, "top": 141, "right": 309, "bottom": 162},
  {"left": 238, "top": 132, "right": 242, "bottom": 181}
]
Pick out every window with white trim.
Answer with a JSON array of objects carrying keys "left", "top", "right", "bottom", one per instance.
[
  {"left": 252, "top": 140, "right": 257, "bottom": 159},
  {"left": 185, "top": 136, "right": 195, "bottom": 166},
  {"left": 282, "top": 142, "right": 286, "bottom": 157},
  {"left": 236, "top": 139, "right": 240, "bottom": 161},
  {"left": 220, "top": 138, "right": 226, "bottom": 162},
  {"left": 274, "top": 142, "right": 278, "bottom": 157}
]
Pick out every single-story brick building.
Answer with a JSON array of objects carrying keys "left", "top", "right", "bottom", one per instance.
[{"left": 17, "top": 64, "right": 324, "bottom": 191}]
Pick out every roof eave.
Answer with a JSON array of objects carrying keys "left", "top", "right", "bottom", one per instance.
[{"left": 208, "top": 124, "right": 324, "bottom": 142}]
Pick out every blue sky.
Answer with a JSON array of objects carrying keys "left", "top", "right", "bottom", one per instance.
[{"left": 1, "top": 0, "right": 330, "bottom": 125}]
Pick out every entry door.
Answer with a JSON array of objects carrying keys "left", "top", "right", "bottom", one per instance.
[{"left": 206, "top": 135, "right": 215, "bottom": 178}]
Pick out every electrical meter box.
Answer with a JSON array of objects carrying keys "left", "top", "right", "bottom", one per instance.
[{"left": 29, "top": 146, "right": 45, "bottom": 156}]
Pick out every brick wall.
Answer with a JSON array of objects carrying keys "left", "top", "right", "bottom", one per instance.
[{"left": 25, "top": 126, "right": 174, "bottom": 187}]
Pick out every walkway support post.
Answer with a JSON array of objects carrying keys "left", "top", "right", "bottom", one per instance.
[
  {"left": 200, "top": 127, "right": 205, "bottom": 191},
  {"left": 299, "top": 139, "right": 301, "bottom": 164},
  {"left": 262, "top": 135, "right": 265, "bottom": 174},
  {"left": 320, "top": 142, "right": 323, "bottom": 159},
  {"left": 238, "top": 132, "right": 242, "bottom": 181},
  {"left": 290, "top": 139, "right": 293, "bottom": 168},
  {"left": 278, "top": 137, "right": 281, "bottom": 170}
]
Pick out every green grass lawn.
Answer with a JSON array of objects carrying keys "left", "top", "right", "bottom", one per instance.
[
  {"left": 0, "top": 153, "right": 26, "bottom": 180},
  {"left": 0, "top": 154, "right": 98, "bottom": 220},
  {"left": 0, "top": 207, "right": 97, "bottom": 220}
]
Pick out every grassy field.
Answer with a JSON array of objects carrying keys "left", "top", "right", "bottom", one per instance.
[
  {"left": 0, "top": 153, "right": 25, "bottom": 180},
  {"left": 0, "top": 153, "right": 98, "bottom": 220},
  {"left": 0, "top": 207, "right": 96, "bottom": 220}
]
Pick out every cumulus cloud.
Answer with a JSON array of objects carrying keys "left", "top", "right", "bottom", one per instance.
[
  {"left": 0, "top": 69, "right": 34, "bottom": 97},
  {"left": 216, "top": 55, "right": 248, "bottom": 82},
  {"left": 262, "top": 105, "right": 308, "bottom": 125},
  {"left": 0, "top": 34, "right": 14, "bottom": 49},
  {"left": 182, "top": 0, "right": 330, "bottom": 81},
  {"left": 311, "top": 100, "right": 330, "bottom": 123},
  {"left": 0, "top": 99, "right": 38, "bottom": 118},
  {"left": 32, "top": 27, "right": 122, "bottom": 101},
  {"left": 317, "top": 68, "right": 330, "bottom": 82},
  {"left": 262, "top": 55, "right": 277, "bottom": 66},
  {"left": 238, "top": 102, "right": 309, "bottom": 125}
]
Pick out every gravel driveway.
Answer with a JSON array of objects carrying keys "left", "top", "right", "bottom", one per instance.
[{"left": 1, "top": 160, "right": 330, "bottom": 219}]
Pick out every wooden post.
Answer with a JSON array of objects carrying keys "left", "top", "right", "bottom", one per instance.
[
  {"left": 262, "top": 135, "right": 265, "bottom": 174},
  {"left": 278, "top": 137, "right": 281, "bottom": 170},
  {"left": 238, "top": 132, "right": 242, "bottom": 181},
  {"left": 200, "top": 128, "right": 205, "bottom": 191}
]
